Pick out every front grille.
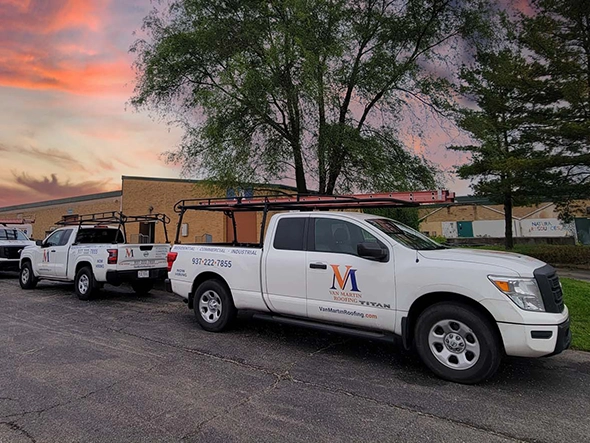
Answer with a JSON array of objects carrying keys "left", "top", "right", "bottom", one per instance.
[
  {"left": 548, "top": 273, "right": 564, "bottom": 312},
  {"left": 0, "top": 246, "right": 23, "bottom": 260},
  {"left": 534, "top": 265, "right": 565, "bottom": 313}
]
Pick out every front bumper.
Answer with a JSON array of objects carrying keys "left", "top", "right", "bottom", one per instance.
[
  {"left": 498, "top": 317, "right": 571, "bottom": 358},
  {"left": 106, "top": 268, "right": 167, "bottom": 285},
  {"left": 0, "top": 259, "right": 19, "bottom": 271}
]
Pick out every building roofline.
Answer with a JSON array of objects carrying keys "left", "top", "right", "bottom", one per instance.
[
  {"left": 0, "top": 191, "right": 122, "bottom": 213},
  {"left": 122, "top": 175, "right": 299, "bottom": 191}
]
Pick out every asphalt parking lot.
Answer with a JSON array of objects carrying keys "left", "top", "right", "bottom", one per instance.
[{"left": 1, "top": 272, "right": 589, "bottom": 443}]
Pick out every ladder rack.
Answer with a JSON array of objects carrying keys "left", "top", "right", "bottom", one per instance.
[
  {"left": 173, "top": 190, "right": 455, "bottom": 244},
  {"left": 55, "top": 212, "right": 171, "bottom": 243}
]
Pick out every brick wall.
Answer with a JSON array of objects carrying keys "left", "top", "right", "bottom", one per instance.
[
  {"left": 0, "top": 194, "right": 121, "bottom": 240},
  {"left": 121, "top": 177, "right": 228, "bottom": 244}
]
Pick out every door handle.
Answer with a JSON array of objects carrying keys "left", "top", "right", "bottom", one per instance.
[
  {"left": 309, "top": 263, "right": 327, "bottom": 270},
  {"left": 50, "top": 250, "right": 56, "bottom": 252}
]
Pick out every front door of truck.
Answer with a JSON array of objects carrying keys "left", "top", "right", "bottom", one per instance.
[
  {"left": 263, "top": 215, "right": 309, "bottom": 317},
  {"left": 37, "top": 229, "right": 67, "bottom": 277},
  {"left": 52, "top": 229, "right": 73, "bottom": 278},
  {"left": 305, "top": 217, "right": 395, "bottom": 331}
]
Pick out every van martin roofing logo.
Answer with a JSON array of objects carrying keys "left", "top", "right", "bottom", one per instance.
[
  {"left": 125, "top": 248, "right": 134, "bottom": 258},
  {"left": 330, "top": 265, "right": 360, "bottom": 292}
]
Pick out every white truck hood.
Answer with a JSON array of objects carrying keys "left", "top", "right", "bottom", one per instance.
[{"left": 418, "top": 248, "right": 547, "bottom": 277}]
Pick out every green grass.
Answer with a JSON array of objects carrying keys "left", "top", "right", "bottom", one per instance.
[{"left": 562, "top": 278, "right": 590, "bottom": 351}]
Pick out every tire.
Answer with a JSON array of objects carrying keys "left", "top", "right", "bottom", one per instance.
[
  {"left": 193, "top": 280, "right": 236, "bottom": 332},
  {"left": 19, "top": 262, "right": 38, "bottom": 289},
  {"left": 74, "top": 267, "right": 97, "bottom": 301},
  {"left": 414, "top": 302, "right": 501, "bottom": 384},
  {"left": 131, "top": 281, "right": 154, "bottom": 295}
]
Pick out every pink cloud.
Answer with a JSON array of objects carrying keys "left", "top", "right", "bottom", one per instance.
[
  {"left": 0, "top": 0, "right": 134, "bottom": 95},
  {"left": 0, "top": 172, "right": 117, "bottom": 207}
]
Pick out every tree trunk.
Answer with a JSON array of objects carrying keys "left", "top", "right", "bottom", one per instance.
[{"left": 504, "top": 192, "right": 514, "bottom": 250}]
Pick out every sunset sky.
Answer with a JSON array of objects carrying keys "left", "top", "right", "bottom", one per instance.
[{"left": 0, "top": 0, "right": 470, "bottom": 208}]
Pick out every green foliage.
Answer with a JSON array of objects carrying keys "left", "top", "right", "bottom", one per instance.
[
  {"left": 477, "top": 244, "right": 590, "bottom": 267},
  {"left": 131, "top": 0, "right": 491, "bottom": 194},
  {"left": 518, "top": 0, "right": 590, "bottom": 220},
  {"left": 450, "top": 1, "right": 590, "bottom": 244},
  {"left": 429, "top": 235, "right": 447, "bottom": 244},
  {"left": 561, "top": 278, "right": 590, "bottom": 351},
  {"left": 364, "top": 207, "right": 420, "bottom": 230}
]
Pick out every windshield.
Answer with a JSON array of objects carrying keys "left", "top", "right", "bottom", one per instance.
[
  {"left": 0, "top": 228, "right": 30, "bottom": 241},
  {"left": 366, "top": 218, "right": 445, "bottom": 251}
]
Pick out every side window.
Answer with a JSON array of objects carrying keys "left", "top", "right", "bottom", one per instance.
[
  {"left": 44, "top": 230, "right": 64, "bottom": 247},
  {"left": 273, "top": 218, "right": 306, "bottom": 251},
  {"left": 312, "top": 218, "right": 379, "bottom": 256},
  {"left": 58, "top": 229, "right": 73, "bottom": 246}
]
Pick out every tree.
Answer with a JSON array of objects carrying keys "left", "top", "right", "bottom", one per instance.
[
  {"left": 519, "top": 0, "right": 590, "bottom": 220},
  {"left": 451, "top": 0, "right": 590, "bottom": 247},
  {"left": 131, "top": 0, "right": 489, "bottom": 195},
  {"left": 449, "top": 46, "right": 545, "bottom": 249}
]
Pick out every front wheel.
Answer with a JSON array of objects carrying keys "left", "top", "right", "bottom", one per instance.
[
  {"left": 414, "top": 303, "right": 501, "bottom": 384},
  {"left": 19, "top": 262, "right": 38, "bottom": 289},
  {"left": 75, "top": 267, "right": 97, "bottom": 301},
  {"left": 193, "top": 280, "right": 236, "bottom": 332}
]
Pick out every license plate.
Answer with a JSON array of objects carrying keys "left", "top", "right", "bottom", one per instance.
[{"left": 137, "top": 270, "right": 150, "bottom": 278}]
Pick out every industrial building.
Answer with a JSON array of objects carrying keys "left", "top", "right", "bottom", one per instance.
[
  {"left": 1, "top": 177, "right": 589, "bottom": 244},
  {"left": 418, "top": 196, "right": 590, "bottom": 244},
  {"left": 0, "top": 176, "right": 294, "bottom": 244}
]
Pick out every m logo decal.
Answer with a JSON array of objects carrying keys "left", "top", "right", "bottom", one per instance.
[{"left": 330, "top": 265, "right": 360, "bottom": 292}]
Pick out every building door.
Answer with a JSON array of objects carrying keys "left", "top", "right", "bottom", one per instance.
[
  {"left": 226, "top": 212, "right": 258, "bottom": 244},
  {"left": 457, "top": 221, "right": 474, "bottom": 238},
  {"left": 139, "top": 222, "right": 155, "bottom": 243},
  {"left": 575, "top": 218, "right": 590, "bottom": 245}
]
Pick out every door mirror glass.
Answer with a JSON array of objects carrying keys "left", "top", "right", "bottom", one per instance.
[
  {"left": 357, "top": 242, "right": 388, "bottom": 261},
  {"left": 36, "top": 240, "right": 44, "bottom": 247}
]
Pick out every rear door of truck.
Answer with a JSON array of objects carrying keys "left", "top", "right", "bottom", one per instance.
[
  {"left": 262, "top": 214, "right": 309, "bottom": 317},
  {"left": 116, "top": 244, "right": 169, "bottom": 278}
]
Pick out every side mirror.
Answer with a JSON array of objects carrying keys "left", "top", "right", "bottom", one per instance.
[
  {"left": 357, "top": 242, "right": 388, "bottom": 262},
  {"left": 36, "top": 240, "right": 44, "bottom": 247}
]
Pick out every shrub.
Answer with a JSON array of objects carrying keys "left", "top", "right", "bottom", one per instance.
[{"left": 477, "top": 244, "right": 590, "bottom": 267}]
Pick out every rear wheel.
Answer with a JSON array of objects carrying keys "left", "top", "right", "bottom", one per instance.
[
  {"left": 75, "top": 267, "right": 97, "bottom": 301},
  {"left": 131, "top": 281, "right": 154, "bottom": 295},
  {"left": 415, "top": 302, "right": 501, "bottom": 384},
  {"left": 193, "top": 280, "right": 236, "bottom": 332},
  {"left": 19, "top": 262, "right": 38, "bottom": 289}
]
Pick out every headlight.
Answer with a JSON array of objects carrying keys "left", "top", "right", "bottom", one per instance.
[{"left": 488, "top": 276, "right": 545, "bottom": 312}]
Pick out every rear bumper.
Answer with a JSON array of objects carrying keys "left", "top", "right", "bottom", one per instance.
[
  {"left": 498, "top": 318, "right": 571, "bottom": 358},
  {"left": 106, "top": 268, "right": 167, "bottom": 285},
  {"left": 165, "top": 278, "right": 173, "bottom": 293}
]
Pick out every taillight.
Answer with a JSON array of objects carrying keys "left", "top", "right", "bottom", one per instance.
[
  {"left": 167, "top": 252, "right": 178, "bottom": 272},
  {"left": 107, "top": 249, "right": 118, "bottom": 265}
]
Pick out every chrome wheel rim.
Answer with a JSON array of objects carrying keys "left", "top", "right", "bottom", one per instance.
[
  {"left": 21, "top": 267, "right": 29, "bottom": 284},
  {"left": 199, "top": 290, "right": 222, "bottom": 324},
  {"left": 428, "top": 319, "right": 480, "bottom": 370},
  {"left": 78, "top": 274, "right": 90, "bottom": 294}
]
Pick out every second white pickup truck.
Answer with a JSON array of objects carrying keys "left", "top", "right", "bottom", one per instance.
[
  {"left": 20, "top": 212, "right": 170, "bottom": 300},
  {"left": 166, "top": 193, "right": 571, "bottom": 384}
]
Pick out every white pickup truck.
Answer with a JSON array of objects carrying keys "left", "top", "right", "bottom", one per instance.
[
  {"left": 0, "top": 226, "right": 35, "bottom": 272},
  {"left": 20, "top": 214, "right": 170, "bottom": 300},
  {"left": 166, "top": 195, "right": 570, "bottom": 384}
]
